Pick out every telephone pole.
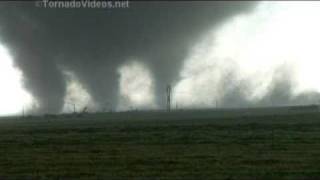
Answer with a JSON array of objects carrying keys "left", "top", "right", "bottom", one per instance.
[
  {"left": 22, "top": 106, "right": 25, "bottom": 118},
  {"left": 166, "top": 84, "right": 171, "bottom": 111},
  {"left": 67, "top": 102, "right": 76, "bottom": 114}
]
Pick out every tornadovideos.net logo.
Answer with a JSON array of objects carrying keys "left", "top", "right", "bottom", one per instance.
[{"left": 35, "top": 0, "right": 130, "bottom": 9}]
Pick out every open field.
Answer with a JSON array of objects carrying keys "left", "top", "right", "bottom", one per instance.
[{"left": 1, "top": 107, "right": 320, "bottom": 179}]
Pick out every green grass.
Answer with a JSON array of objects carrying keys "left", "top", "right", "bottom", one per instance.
[{"left": 0, "top": 112, "right": 320, "bottom": 179}]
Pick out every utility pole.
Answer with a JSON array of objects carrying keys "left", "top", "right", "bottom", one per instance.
[
  {"left": 22, "top": 106, "right": 25, "bottom": 118},
  {"left": 166, "top": 84, "right": 171, "bottom": 111},
  {"left": 67, "top": 102, "right": 76, "bottom": 114}
]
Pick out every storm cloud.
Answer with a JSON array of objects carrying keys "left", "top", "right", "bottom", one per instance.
[
  {"left": 0, "top": 1, "right": 256, "bottom": 113},
  {"left": 172, "top": 2, "right": 320, "bottom": 109}
]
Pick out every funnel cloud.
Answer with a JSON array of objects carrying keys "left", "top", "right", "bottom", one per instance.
[
  {"left": 1, "top": 1, "right": 319, "bottom": 114},
  {"left": 0, "top": 1, "right": 257, "bottom": 113},
  {"left": 173, "top": 2, "right": 320, "bottom": 109}
]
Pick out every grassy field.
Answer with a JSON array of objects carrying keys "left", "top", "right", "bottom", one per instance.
[{"left": 1, "top": 110, "right": 320, "bottom": 179}]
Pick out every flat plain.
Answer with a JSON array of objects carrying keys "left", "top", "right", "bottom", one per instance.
[{"left": 0, "top": 108, "right": 320, "bottom": 179}]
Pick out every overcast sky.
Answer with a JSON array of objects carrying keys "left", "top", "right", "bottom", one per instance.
[{"left": 0, "top": 1, "right": 320, "bottom": 115}]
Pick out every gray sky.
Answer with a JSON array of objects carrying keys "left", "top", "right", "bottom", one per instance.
[
  {"left": 0, "top": 1, "right": 256, "bottom": 113},
  {"left": 1, "top": 1, "right": 320, "bottom": 115}
]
